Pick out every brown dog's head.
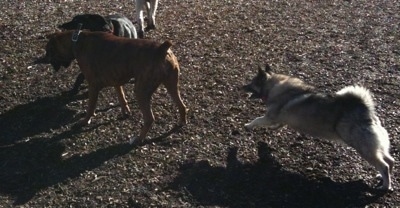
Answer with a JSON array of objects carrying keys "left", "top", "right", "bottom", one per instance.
[
  {"left": 35, "top": 32, "right": 75, "bottom": 71},
  {"left": 59, "top": 14, "right": 113, "bottom": 33}
]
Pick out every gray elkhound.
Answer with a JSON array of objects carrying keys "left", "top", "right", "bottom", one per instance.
[{"left": 243, "top": 64, "right": 394, "bottom": 191}]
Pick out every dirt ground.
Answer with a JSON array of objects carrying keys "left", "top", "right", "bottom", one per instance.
[{"left": 1, "top": 0, "right": 399, "bottom": 207}]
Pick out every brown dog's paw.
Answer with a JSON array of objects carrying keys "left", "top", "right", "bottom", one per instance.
[
  {"left": 178, "top": 120, "right": 188, "bottom": 127},
  {"left": 77, "top": 118, "right": 91, "bottom": 126}
]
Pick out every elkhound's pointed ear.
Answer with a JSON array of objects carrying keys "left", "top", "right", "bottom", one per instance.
[{"left": 264, "top": 64, "right": 273, "bottom": 74}]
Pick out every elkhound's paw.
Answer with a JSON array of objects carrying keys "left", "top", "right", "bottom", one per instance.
[
  {"left": 266, "top": 124, "right": 283, "bottom": 130},
  {"left": 376, "top": 173, "right": 383, "bottom": 179},
  {"left": 374, "top": 174, "right": 393, "bottom": 192},
  {"left": 244, "top": 123, "right": 253, "bottom": 131}
]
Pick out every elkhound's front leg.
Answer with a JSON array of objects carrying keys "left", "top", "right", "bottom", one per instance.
[{"left": 245, "top": 115, "right": 277, "bottom": 130}]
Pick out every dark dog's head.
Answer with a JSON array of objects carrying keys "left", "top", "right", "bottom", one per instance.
[
  {"left": 35, "top": 32, "right": 75, "bottom": 71},
  {"left": 243, "top": 64, "right": 273, "bottom": 99},
  {"left": 59, "top": 14, "right": 113, "bottom": 33}
]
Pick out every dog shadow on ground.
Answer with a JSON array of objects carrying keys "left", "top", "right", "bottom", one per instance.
[
  {"left": 0, "top": 92, "right": 139, "bottom": 205},
  {"left": 0, "top": 134, "right": 136, "bottom": 205},
  {"left": 0, "top": 93, "right": 87, "bottom": 146},
  {"left": 170, "top": 142, "right": 385, "bottom": 208}
]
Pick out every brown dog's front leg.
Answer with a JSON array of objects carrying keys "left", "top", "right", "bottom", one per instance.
[
  {"left": 114, "top": 86, "right": 131, "bottom": 118},
  {"left": 79, "top": 86, "right": 100, "bottom": 126}
]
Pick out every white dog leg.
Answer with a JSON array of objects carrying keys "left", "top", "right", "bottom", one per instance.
[
  {"left": 146, "top": 0, "right": 158, "bottom": 30},
  {"left": 245, "top": 116, "right": 276, "bottom": 130},
  {"left": 135, "top": 0, "right": 145, "bottom": 38}
]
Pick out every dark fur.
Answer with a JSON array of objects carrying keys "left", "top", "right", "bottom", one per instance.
[
  {"left": 36, "top": 31, "right": 188, "bottom": 143},
  {"left": 57, "top": 14, "right": 138, "bottom": 95}
]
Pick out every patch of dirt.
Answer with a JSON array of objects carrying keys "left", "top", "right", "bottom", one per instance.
[{"left": 0, "top": 0, "right": 399, "bottom": 207}]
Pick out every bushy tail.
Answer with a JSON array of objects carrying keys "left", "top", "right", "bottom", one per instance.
[{"left": 336, "top": 85, "right": 375, "bottom": 111}]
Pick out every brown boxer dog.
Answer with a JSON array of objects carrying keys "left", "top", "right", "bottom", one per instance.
[
  {"left": 36, "top": 30, "right": 188, "bottom": 144},
  {"left": 58, "top": 14, "right": 138, "bottom": 95}
]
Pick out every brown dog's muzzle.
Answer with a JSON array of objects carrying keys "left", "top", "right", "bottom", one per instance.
[{"left": 34, "top": 56, "right": 71, "bottom": 72}]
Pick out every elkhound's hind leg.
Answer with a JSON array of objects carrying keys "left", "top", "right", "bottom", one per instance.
[
  {"left": 382, "top": 153, "right": 394, "bottom": 178},
  {"left": 350, "top": 132, "right": 393, "bottom": 191},
  {"left": 379, "top": 126, "right": 395, "bottom": 177},
  {"left": 374, "top": 126, "right": 395, "bottom": 188},
  {"left": 340, "top": 118, "right": 394, "bottom": 191},
  {"left": 376, "top": 155, "right": 394, "bottom": 175},
  {"left": 362, "top": 152, "right": 392, "bottom": 191}
]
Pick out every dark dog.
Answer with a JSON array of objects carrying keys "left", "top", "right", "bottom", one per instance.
[
  {"left": 59, "top": 14, "right": 137, "bottom": 38},
  {"left": 58, "top": 14, "right": 138, "bottom": 95},
  {"left": 36, "top": 30, "right": 188, "bottom": 144}
]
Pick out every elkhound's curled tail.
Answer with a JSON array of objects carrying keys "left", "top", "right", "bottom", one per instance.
[
  {"left": 336, "top": 85, "right": 394, "bottom": 191},
  {"left": 336, "top": 85, "right": 375, "bottom": 111}
]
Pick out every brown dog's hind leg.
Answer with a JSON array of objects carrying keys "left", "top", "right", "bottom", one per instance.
[
  {"left": 137, "top": 97, "right": 154, "bottom": 142},
  {"left": 163, "top": 71, "right": 188, "bottom": 126},
  {"left": 129, "top": 84, "right": 158, "bottom": 144},
  {"left": 114, "top": 86, "right": 131, "bottom": 118}
]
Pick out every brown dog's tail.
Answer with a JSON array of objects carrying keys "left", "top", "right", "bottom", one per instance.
[{"left": 157, "top": 40, "right": 173, "bottom": 58}]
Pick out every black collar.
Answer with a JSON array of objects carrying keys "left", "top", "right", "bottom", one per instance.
[
  {"left": 71, "top": 30, "right": 81, "bottom": 57},
  {"left": 71, "top": 30, "right": 81, "bottom": 42}
]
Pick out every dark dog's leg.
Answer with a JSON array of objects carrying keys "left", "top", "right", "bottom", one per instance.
[
  {"left": 79, "top": 85, "right": 100, "bottom": 126},
  {"left": 69, "top": 73, "right": 85, "bottom": 95},
  {"left": 163, "top": 70, "right": 188, "bottom": 126},
  {"left": 114, "top": 86, "right": 131, "bottom": 118}
]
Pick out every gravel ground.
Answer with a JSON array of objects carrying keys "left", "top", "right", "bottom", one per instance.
[{"left": 0, "top": 0, "right": 399, "bottom": 207}]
